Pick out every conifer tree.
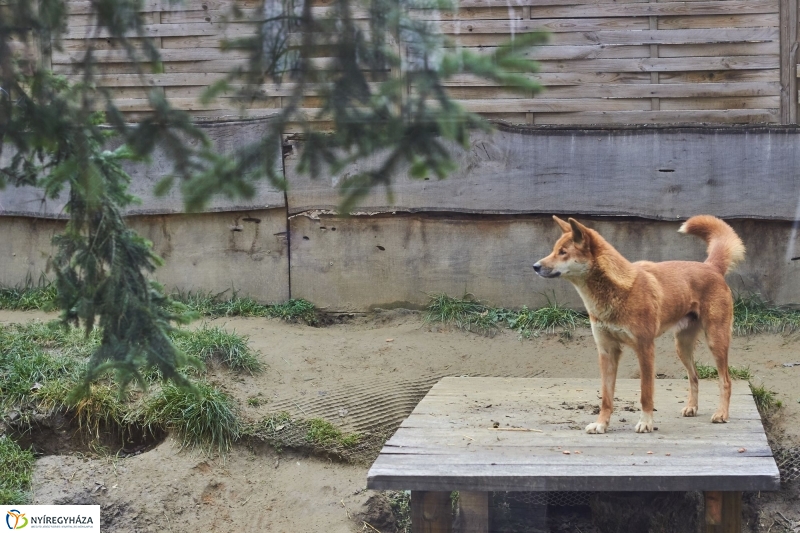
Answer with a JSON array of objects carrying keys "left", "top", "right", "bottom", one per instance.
[{"left": 0, "top": 0, "right": 542, "bottom": 391}]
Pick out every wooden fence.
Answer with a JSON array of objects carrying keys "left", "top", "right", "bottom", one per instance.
[{"left": 36, "top": 0, "right": 800, "bottom": 126}]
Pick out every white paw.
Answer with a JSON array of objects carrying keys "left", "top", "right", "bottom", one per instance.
[
  {"left": 711, "top": 411, "right": 728, "bottom": 423},
  {"left": 635, "top": 413, "right": 654, "bottom": 433},
  {"left": 681, "top": 405, "right": 698, "bottom": 417},
  {"left": 585, "top": 422, "right": 607, "bottom": 434}
]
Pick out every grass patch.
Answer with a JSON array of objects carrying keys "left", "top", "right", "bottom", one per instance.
[
  {"left": 170, "top": 291, "right": 318, "bottom": 325},
  {"left": 172, "top": 324, "right": 261, "bottom": 373},
  {"left": 750, "top": 383, "right": 782, "bottom": 413},
  {"left": 387, "top": 491, "right": 411, "bottom": 533},
  {"left": 247, "top": 413, "right": 369, "bottom": 461},
  {"left": 733, "top": 294, "right": 800, "bottom": 335},
  {"left": 0, "top": 321, "right": 256, "bottom": 455},
  {"left": 693, "top": 362, "right": 752, "bottom": 380},
  {"left": 306, "top": 418, "right": 361, "bottom": 448},
  {"left": 0, "top": 284, "right": 58, "bottom": 312},
  {"left": 141, "top": 381, "right": 240, "bottom": 454},
  {"left": 0, "top": 436, "right": 35, "bottom": 505},
  {"left": 424, "top": 293, "right": 588, "bottom": 337}
]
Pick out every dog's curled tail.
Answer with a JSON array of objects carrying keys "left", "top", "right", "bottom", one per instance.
[{"left": 678, "top": 215, "right": 745, "bottom": 275}]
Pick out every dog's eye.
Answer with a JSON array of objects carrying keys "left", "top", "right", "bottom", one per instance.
[{"left": 558, "top": 249, "right": 567, "bottom": 256}]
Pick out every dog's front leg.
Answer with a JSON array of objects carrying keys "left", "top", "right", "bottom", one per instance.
[
  {"left": 586, "top": 336, "right": 622, "bottom": 434},
  {"left": 635, "top": 341, "right": 656, "bottom": 433}
]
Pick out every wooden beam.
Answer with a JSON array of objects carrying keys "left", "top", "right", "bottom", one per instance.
[
  {"left": 456, "top": 492, "right": 489, "bottom": 533},
  {"left": 412, "top": 491, "right": 452, "bottom": 533},
  {"left": 704, "top": 491, "right": 742, "bottom": 533},
  {"left": 780, "top": 0, "right": 799, "bottom": 122}
]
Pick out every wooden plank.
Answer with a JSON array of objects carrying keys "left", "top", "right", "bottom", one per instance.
[
  {"left": 450, "top": 28, "right": 779, "bottom": 47},
  {"left": 453, "top": 98, "right": 651, "bottom": 113},
  {"left": 528, "top": 0, "right": 777, "bottom": 19},
  {"left": 369, "top": 459, "right": 779, "bottom": 492},
  {"left": 533, "top": 56, "right": 777, "bottom": 73},
  {"left": 436, "top": 18, "right": 651, "bottom": 34},
  {"left": 532, "top": 108, "right": 779, "bottom": 123},
  {"left": 67, "top": 0, "right": 261, "bottom": 14},
  {"left": 412, "top": 491, "right": 452, "bottom": 533},
  {"left": 659, "top": 96, "right": 780, "bottom": 109},
  {"left": 410, "top": 6, "right": 526, "bottom": 21},
  {"left": 367, "top": 378, "right": 780, "bottom": 493},
  {"left": 658, "top": 42, "right": 779, "bottom": 57},
  {"left": 284, "top": 126, "right": 800, "bottom": 218},
  {"left": 62, "top": 22, "right": 256, "bottom": 39},
  {"left": 440, "top": 72, "right": 652, "bottom": 87},
  {"left": 521, "top": 82, "right": 781, "bottom": 98},
  {"left": 658, "top": 14, "right": 779, "bottom": 29},
  {"left": 465, "top": 44, "right": 652, "bottom": 60},
  {"left": 660, "top": 69, "right": 780, "bottom": 82},
  {"left": 52, "top": 47, "right": 251, "bottom": 64}
]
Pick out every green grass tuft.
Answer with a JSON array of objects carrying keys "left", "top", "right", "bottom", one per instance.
[
  {"left": 172, "top": 324, "right": 261, "bottom": 373},
  {"left": 266, "top": 299, "right": 318, "bottom": 325},
  {"left": 388, "top": 491, "right": 412, "bottom": 533},
  {"left": 750, "top": 383, "right": 782, "bottom": 413},
  {"left": 141, "top": 381, "right": 240, "bottom": 454},
  {"left": 423, "top": 293, "right": 500, "bottom": 335},
  {"left": 306, "top": 418, "right": 360, "bottom": 448},
  {"left": 170, "top": 291, "right": 318, "bottom": 325},
  {"left": 0, "top": 436, "right": 35, "bottom": 505},
  {"left": 693, "top": 362, "right": 752, "bottom": 380},
  {"left": 733, "top": 294, "right": 800, "bottom": 336},
  {"left": 508, "top": 301, "right": 589, "bottom": 338},
  {"left": 0, "top": 284, "right": 58, "bottom": 312},
  {"left": 424, "top": 293, "right": 587, "bottom": 337}
]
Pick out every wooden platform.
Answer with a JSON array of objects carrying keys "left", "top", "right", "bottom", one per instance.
[{"left": 367, "top": 377, "right": 780, "bottom": 531}]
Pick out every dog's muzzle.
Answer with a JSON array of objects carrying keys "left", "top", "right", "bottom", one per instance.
[{"left": 533, "top": 263, "right": 560, "bottom": 278}]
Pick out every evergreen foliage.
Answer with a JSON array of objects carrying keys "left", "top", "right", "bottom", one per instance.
[{"left": 1, "top": 0, "right": 542, "bottom": 392}]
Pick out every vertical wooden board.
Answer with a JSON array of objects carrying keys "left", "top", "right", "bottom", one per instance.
[{"left": 412, "top": 492, "right": 453, "bottom": 533}]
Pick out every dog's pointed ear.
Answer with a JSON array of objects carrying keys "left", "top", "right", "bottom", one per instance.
[
  {"left": 553, "top": 216, "right": 572, "bottom": 233},
  {"left": 568, "top": 218, "right": 589, "bottom": 247}
]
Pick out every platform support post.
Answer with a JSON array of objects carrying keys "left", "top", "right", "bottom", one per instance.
[
  {"left": 704, "top": 491, "right": 742, "bottom": 533},
  {"left": 411, "top": 491, "right": 452, "bottom": 533},
  {"left": 456, "top": 491, "right": 489, "bottom": 533}
]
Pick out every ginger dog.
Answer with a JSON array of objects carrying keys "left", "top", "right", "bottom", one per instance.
[{"left": 533, "top": 215, "right": 745, "bottom": 434}]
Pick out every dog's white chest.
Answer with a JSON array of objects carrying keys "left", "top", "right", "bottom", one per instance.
[{"left": 592, "top": 320, "right": 634, "bottom": 341}]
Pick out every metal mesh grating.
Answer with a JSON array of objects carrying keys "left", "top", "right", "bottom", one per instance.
[
  {"left": 495, "top": 491, "right": 594, "bottom": 507},
  {"left": 775, "top": 446, "right": 800, "bottom": 482}
]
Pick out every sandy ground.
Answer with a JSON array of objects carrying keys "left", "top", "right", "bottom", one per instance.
[{"left": 3, "top": 310, "right": 799, "bottom": 532}]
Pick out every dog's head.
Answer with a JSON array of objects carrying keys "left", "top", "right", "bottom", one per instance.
[{"left": 533, "top": 216, "right": 594, "bottom": 280}]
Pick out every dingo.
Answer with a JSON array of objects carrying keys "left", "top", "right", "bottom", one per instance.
[{"left": 533, "top": 215, "right": 745, "bottom": 434}]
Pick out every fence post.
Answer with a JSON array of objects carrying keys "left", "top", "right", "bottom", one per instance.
[{"left": 780, "top": 0, "right": 798, "bottom": 124}]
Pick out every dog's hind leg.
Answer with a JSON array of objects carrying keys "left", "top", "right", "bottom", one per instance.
[
  {"left": 675, "top": 322, "right": 702, "bottom": 417},
  {"left": 634, "top": 341, "right": 656, "bottom": 433},
  {"left": 586, "top": 336, "right": 622, "bottom": 434},
  {"left": 705, "top": 323, "right": 732, "bottom": 423}
]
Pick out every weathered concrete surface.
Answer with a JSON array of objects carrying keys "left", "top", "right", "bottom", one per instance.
[
  {"left": 0, "top": 119, "right": 284, "bottom": 218},
  {"left": 0, "top": 217, "right": 64, "bottom": 287},
  {"left": 0, "top": 208, "right": 290, "bottom": 302},
  {"left": 289, "top": 214, "right": 800, "bottom": 311},
  {"left": 284, "top": 125, "right": 800, "bottom": 221}
]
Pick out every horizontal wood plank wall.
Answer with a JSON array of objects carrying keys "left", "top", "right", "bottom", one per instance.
[{"left": 57, "top": 0, "right": 786, "bottom": 125}]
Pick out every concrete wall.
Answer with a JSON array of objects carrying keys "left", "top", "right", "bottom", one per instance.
[
  {"left": 289, "top": 213, "right": 800, "bottom": 311},
  {"left": 0, "top": 208, "right": 289, "bottom": 303},
  {"left": 2, "top": 211, "right": 798, "bottom": 310},
  {"left": 3, "top": 121, "right": 800, "bottom": 310}
]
